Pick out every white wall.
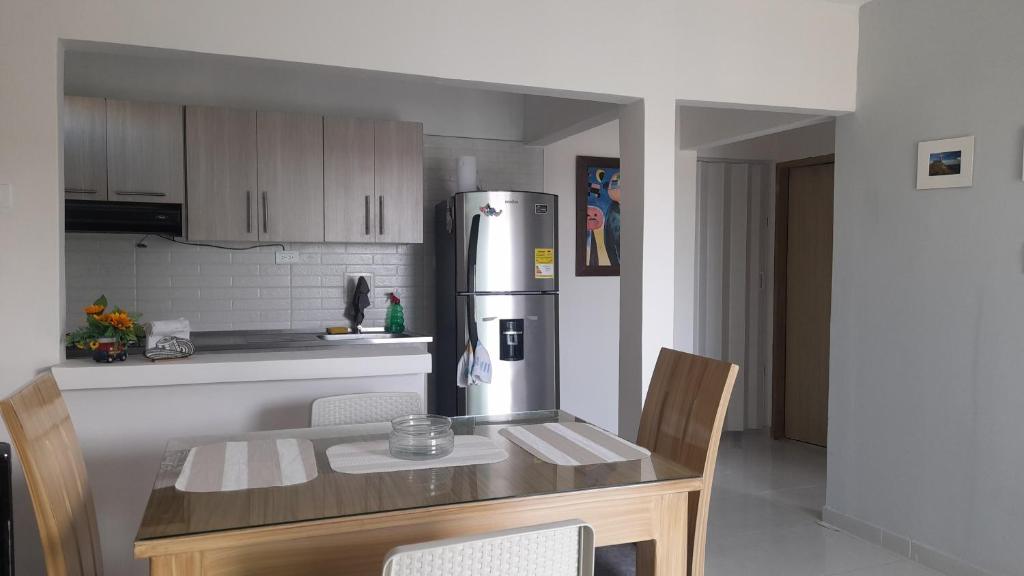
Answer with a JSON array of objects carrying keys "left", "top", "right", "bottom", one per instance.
[
  {"left": 0, "top": 0, "right": 859, "bottom": 572},
  {"left": 678, "top": 105, "right": 825, "bottom": 149},
  {"left": 543, "top": 121, "right": 621, "bottom": 434},
  {"left": 828, "top": 2, "right": 1024, "bottom": 575},
  {"left": 65, "top": 48, "right": 529, "bottom": 141},
  {"left": 700, "top": 119, "right": 835, "bottom": 162},
  {"left": 524, "top": 95, "right": 620, "bottom": 145}
]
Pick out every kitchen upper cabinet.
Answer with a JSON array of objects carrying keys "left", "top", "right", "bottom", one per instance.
[
  {"left": 373, "top": 120, "right": 423, "bottom": 243},
  {"left": 186, "top": 106, "right": 258, "bottom": 242},
  {"left": 324, "top": 117, "right": 375, "bottom": 243},
  {"left": 64, "top": 96, "right": 108, "bottom": 201},
  {"left": 257, "top": 111, "right": 325, "bottom": 242},
  {"left": 106, "top": 99, "right": 185, "bottom": 204}
]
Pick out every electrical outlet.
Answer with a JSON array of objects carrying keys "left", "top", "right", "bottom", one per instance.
[{"left": 275, "top": 251, "right": 300, "bottom": 264}]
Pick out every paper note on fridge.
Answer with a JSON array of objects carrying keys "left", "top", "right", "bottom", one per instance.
[{"left": 534, "top": 248, "right": 554, "bottom": 279}]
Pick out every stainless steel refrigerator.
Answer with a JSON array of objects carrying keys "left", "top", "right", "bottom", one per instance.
[{"left": 434, "top": 191, "right": 559, "bottom": 416}]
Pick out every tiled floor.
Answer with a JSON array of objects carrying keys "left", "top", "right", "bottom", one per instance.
[
  {"left": 705, "top": 430, "right": 943, "bottom": 576},
  {"left": 596, "top": 429, "right": 944, "bottom": 576}
]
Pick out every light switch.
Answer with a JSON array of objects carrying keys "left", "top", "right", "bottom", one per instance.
[{"left": 0, "top": 184, "right": 11, "bottom": 213}]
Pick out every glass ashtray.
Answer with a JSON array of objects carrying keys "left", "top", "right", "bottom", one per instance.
[{"left": 389, "top": 414, "right": 455, "bottom": 460}]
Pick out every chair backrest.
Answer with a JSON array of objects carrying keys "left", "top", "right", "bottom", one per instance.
[
  {"left": 310, "top": 392, "right": 423, "bottom": 427},
  {"left": 0, "top": 372, "right": 103, "bottom": 576},
  {"left": 636, "top": 348, "right": 738, "bottom": 576},
  {"left": 383, "top": 520, "right": 594, "bottom": 576}
]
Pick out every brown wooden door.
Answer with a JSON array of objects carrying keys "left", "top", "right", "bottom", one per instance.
[{"left": 784, "top": 162, "right": 834, "bottom": 446}]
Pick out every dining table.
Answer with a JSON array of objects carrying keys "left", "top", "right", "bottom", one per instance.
[{"left": 134, "top": 409, "right": 702, "bottom": 576}]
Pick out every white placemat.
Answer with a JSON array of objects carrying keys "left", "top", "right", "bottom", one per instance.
[
  {"left": 500, "top": 422, "right": 650, "bottom": 466},
  {"left": 175, "top": 438, "right": 317, "bottom": 492},
  {"left": 327, "top": 434, "right": 508, "bottom": 474}
]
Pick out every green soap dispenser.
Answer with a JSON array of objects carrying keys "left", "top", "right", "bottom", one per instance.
[{"left": 385, "top": 292, "right": 405, "bottom": 334}]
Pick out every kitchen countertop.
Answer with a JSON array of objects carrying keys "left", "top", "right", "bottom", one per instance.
[{"left": 53, "top": 343, "right": 432, "bottom": 391}]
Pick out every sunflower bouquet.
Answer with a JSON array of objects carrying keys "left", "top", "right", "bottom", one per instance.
[{"left": 67, "top": 295, "right": 144, "bottom": 361}]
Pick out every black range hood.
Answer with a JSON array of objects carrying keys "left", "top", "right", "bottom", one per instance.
[{"left": 65, "top": 200, "right": 183, "bottom": 235}]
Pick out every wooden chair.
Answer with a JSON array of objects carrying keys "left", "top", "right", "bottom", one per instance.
[
  {"left": 595, "top": 348, "right": 738, "bottom": 576},
  {"left": 0, "top": 372, "right": 103, "bottom": 576}
]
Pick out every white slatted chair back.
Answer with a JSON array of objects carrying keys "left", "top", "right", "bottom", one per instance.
[
  {"left": 310, "top": 392, "right": 424, "bottom": 427},
  {"left": 382, "top": 520, "right": 594, "bottom": 576}
]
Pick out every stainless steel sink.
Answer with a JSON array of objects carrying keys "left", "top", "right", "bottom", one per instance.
[{"left": 315, "top": 327, "right": 419, "bottom": 340}]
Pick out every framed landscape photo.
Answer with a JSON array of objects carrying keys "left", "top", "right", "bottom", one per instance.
[
  {"left": 575, "top": 156, "right": 621, "bottom": 277},
  {"left": 917, "top": 136, "right": 975, "bottom": 189}
]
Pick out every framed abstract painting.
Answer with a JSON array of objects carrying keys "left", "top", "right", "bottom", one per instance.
[{"left": 575, "top": 156, "right": 621, "bottom": 277}]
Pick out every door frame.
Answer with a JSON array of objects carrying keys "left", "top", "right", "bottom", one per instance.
[{"left": 771, "top": 154, "right": 835, "bottom": 440}]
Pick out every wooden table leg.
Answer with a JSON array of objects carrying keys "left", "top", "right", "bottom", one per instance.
[
  {"left": 636, "top": 492, "right": 688, "bottom": 576},
  {"left": 151, "top": 552, "right": 202, "bottom": 576}
]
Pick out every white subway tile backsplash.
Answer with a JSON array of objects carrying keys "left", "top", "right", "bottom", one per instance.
[
  {"left": 169, "top": 251, "right": 231, "bottom": 264},
  {"left": 229, "top": 251, "right": 276, "bottom": 264},
  {"left": 258, "top": 287, "right": 292, "bottom": 298},
  {"left": 200, "top": 263, "right": 258, "bottom": 276},
  {"left": 291, "top": 298, "right": 323, "bottom": 310},
  {"left": 291, "top": 287, "right": 325, "bottom": 298},
  {"left": 232, "top": 275, "right": 291, "bottom": 288},
  {"left": 321, "top": 253, "right": 373, "bottom": 265},
  {"left": 232, "top": 298, "right": 290, "bottom": 310},
  {"left": 200, "top": 288, "right": 260, "bottom": 300},
  {"left": 258, "top": 264, "right": 291, "bottom": 276},
  {"left": 65, "top": 136, "right": 542, "bottom": 332},
  {"left": 170, "top": 276, "right": 232, "bottom": 288},
  {"left": 258, "top": 310, "right": 292, "bottom": 323},
  {"left": 290, "top": 275, "right": 322, "bottom": 287}
]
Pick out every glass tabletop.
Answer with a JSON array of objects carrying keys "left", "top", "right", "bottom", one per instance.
[{"left": 136, "top": 410, "right": 700, "bottom": 541}]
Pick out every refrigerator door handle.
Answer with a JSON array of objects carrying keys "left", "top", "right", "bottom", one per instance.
[
  {"left": 466, "top": 294, "right": 478, "bottom": 353},
  {"left": 466, "top": 214, "right": 482, "bottom": 293}
]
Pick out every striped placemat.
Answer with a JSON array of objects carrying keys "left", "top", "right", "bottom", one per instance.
[
  {"left": 500, "top": 422, "right": 650, "bottom": 466},
  {"left": 175, "top": 438, "right": 317, "bottom": 493},
  {"left": 327, "top": 434, "right": 508, "bottom": 474}
]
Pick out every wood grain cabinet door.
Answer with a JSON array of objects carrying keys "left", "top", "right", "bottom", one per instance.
[
  {"left": 63, "top": 96, "right": 108, "bottom": 201},
  {"left": 257, "top": 111, "right": 325, "bottom": 242},
  {"left": 186, "top": 106, "right": 258, "bottom": 242},
  {"left": 324, "top": 117, "right": 375, "bottom": 243},
  {"left": 374, "top": 120, "right": 423, "bottom": 243},
  {"left": 106, "top": 99, "right": 185, "bottom": 204}
]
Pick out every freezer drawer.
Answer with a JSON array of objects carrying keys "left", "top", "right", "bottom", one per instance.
[
  {"left": 457, "top": 294, "right": 558, "bottom": 415},
  {"left": 455, "top": 191, "right": 558, "bottom": 294}
]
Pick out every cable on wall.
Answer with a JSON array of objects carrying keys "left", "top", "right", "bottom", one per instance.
[{"left": 135, "top": 234, "right": 286, "bottom": 252}]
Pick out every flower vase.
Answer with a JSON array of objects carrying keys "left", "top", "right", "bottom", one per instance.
[{"left": 92, "top": 337, "right": 128, "bottom": 363}]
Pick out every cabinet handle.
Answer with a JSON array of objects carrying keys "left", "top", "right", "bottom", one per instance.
[
  {"left": 65, "top": 188, "right": 98, "bottom": 194},
  {"left": 379, "top": 196, "right": 384, "bottom": 236},
  {"left": 114, "top": 191, "right": 167, "bottom": 197},
  {"left": 262, "top": 191, "right": 269, "bottom": 234},
  {"left": 246, "top": 190, "right": 252, "bottom": 234},
  {"left": 364, "top": 195, "right": 371, "bottom": 236}
]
